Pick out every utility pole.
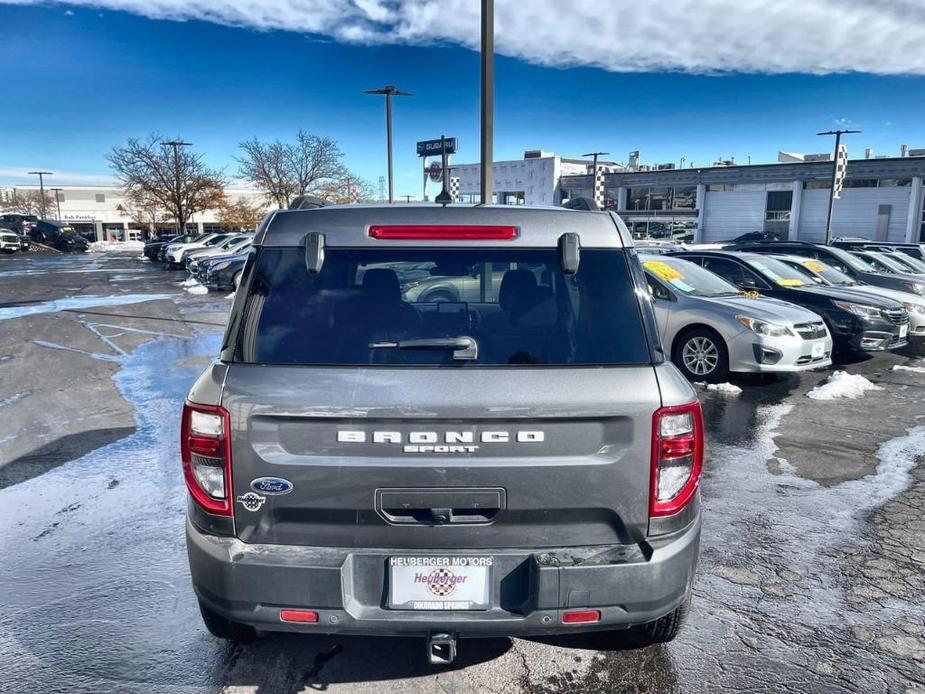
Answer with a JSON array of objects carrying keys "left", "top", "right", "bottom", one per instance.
[
  {"left": 28, "top": 171, "right": 53, "bottom": 220},
  {"left": 364, "top": 86, "right": 411, "bottom": 204},
  {"left": 50, "top": 187, "right": 63, "bottom": 220},
  {"left": 817, "top": 129, "right": 860, "bottom": 245},
  {"left": 161, "top": 140, "right": 191, "bottom": 234},
  {"left": 480, "top": 0, "right": 494, "bottom": 204}
]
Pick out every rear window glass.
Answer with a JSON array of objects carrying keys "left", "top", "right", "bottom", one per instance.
[{"left": 233, "top": 247, "right": 650, "bottom": 366}]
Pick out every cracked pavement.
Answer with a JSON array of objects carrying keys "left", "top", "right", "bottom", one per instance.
[{"left": 1, "top": 251, "right": 924, "bottom": 693}]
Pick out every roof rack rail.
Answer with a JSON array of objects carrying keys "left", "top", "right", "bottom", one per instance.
[{"left": 289, "top": 195, "right": 327, "bottom": 210}]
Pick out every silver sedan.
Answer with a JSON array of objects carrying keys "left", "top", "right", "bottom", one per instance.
[{"left": 641, "top": 254, "right": 833, "bottom": 382}]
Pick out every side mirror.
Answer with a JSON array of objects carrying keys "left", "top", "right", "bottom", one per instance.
[
  {"left": 558, "top": 232, "right": 580, "bottom": 274},
  {"left": 736, "top": 277, "right": 758, "bottom": 290},
  {"left": 303, "top": 232, "right": 325, "bottom": 274}
]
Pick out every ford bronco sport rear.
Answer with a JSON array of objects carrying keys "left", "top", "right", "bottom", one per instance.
[{"left": 183, "top": 204, "right": 702, "bottom": 661}]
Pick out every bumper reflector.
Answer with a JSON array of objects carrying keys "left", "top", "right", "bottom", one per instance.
[
  {"left": 280, "top": 609, "right": 319, "bottom": 623},
  {"left": 561, "top": 609, "right": 601, "bottom": 624}
]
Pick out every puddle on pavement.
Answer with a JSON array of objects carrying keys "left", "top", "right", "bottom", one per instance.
[{"left": 0, "top": 294, "right": 174, "bottom": 320}]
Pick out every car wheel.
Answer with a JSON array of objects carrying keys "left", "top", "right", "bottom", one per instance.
[
  {"left": 630, "top": 594, "right": 691, "bottom": 646},
  {"left": 198, "top": 599, "right": 258, "bottom": 643},
  {"left": 422, "top": 289, "right": 456, "bottom": 303},
  {"left": 674, "top": 327, "right": 729, "bottom": 383},
  {"left": 233, "top": 270, "right": 243, "bottom": 289},
  {"left": 1, "top": 249, "right": 14, "bottom": 254}
]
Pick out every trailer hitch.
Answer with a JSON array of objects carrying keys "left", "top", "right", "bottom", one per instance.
[{"left": 427, "top": 632, "right": 458, "bottom": 666}]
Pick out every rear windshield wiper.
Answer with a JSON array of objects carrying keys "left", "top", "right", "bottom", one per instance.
[{"left": 369, "top": 336, "right": 478, "bottom": 361}]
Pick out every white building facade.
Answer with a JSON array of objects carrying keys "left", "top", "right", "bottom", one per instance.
[{"left": 1, "top": 185, "right": 268, "bottom": 240}]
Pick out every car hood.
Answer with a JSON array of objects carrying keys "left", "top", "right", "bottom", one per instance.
[
  {"left": 789, "top": 283, "right": 904, "bottom": 308},
  {"left": 700, "top": 294, "right": 822, "bottom": 325},
  {"left": 829, "top": 284, "right": 925, "bottom": 307},
  {"left": 861, "top": 270, "right": 924, "bottom": 285}
]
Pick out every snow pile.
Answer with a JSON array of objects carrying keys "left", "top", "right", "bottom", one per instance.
[
  {"left": 179, "top": 278, "right": 200, "bottom": 288},
  {"left": 225, "top": 292, "right": 235, "bottom": 300},
  {"left": 88, "top": 240, "right": 146, "bottom": 252},
  {"left": 185, "top": 284, "right": 209, "bottom": 295},
  {"left": 696, "top": 382, "right": 742, "bottom": 395},
  {"left": 894, "top": 364, "right": 925, "bottom": 374},
  {"left": 806, "top": 371, "right": 883, "bottom": 400}
]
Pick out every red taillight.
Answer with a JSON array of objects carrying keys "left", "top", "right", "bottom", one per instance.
[
  {"left": 368, "top": 224, "right": 518, "bottom": 240},
  {"left": 650, "top": 401, "right": 704, "bottom": 518},
  {"left": 181, "top": 401, "right": 233, "bottom": 516},
  {"left": 562, "top": 609, "right": 601, "bottom": 624},
  {"left": 280, "top": 609, "right": 319, "bottom": 623}
]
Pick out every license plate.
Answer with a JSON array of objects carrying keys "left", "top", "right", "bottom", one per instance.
[
  {"left": 388, "top": 557, "right": 492, "bottom": 610},
  {"left": 900, "top": 325, "right": 908, "bottom": 339},
  {"left": 811, "top": 341, "right": 825, "bottom": 359}
]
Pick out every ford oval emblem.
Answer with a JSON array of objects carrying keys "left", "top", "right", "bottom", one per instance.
[{"left": 250, "top": 477, "right": 293, "bottom": 495}]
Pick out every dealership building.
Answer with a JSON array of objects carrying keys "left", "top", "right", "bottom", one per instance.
[
  {"left": 0, "top": 184, "right": 267, "bottom": 240},
  {"left": 450, "top": 150, "right": 925, "bottom": 244}
]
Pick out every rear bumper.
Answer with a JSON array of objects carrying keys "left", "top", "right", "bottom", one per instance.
[{"left": 186, "top": 511, "right": 700, "bottom": 637}]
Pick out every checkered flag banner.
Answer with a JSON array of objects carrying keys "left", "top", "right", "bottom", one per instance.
[
  {"left": 593, "top": 165, "right": 606, "bottom": 208},
  {"left": 833, "top": 143, "right": 848, "bottom": 200},
  {"left": 449, "top": 177, "right": 460, "bottom": 203}
]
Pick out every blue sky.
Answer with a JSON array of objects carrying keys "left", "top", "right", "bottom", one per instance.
[{"left": 3, "top": 2, "right": 925, "bottom": 193}]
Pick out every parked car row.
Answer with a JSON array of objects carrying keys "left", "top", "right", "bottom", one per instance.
[
  {"left": 143, "top": 230, "right": 254, "bottom": 291},
  {"left": 636, "top": 238, "right": 925, "bottom": 382},
  {"left": 0, "top": 214, "right": 88, "bottom": 252}
]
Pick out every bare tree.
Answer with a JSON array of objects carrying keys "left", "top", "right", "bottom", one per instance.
[
  {"left": 116, "top": 193, "right": 170, "bottom": 238},
  {"left": 1, "top": 190, "right": 55, "bottom": 216},
  {"left": 108, "top": 133, "right": 226, "bottom": 234},
  {"left": 237, "top": 130, "right": 345, "bottom": 208},
  {"left": 216, "top": 195, "right": 267, "bottom": 232},
  {"left": 315, "top": 172, "right": 375, "bottom": 205}
]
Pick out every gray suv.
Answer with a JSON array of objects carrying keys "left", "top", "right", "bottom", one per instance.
[{"left": 182, "top": 204, "right": 703, "bottom": 663}]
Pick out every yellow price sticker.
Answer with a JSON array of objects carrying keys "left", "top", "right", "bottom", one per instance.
[
  {"left": 804, "top": 260, "right": 827, "bottom": 273},
  {"left": 776, "top": 279, "right": 804, "bottom": 287},
  {"left": 643, "top": 260, "right": 683, "bottom": 282}
]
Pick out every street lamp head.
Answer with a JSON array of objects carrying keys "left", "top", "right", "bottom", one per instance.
[
  {"left": 161, "top": 140, "right": 193, "bottom": 147},
  {"left": 580, "top": 152, "right": 610, "bottom": 158},
  {"left": 364, "top": 86, "right": 412, "bottom": 97},
  {"left": 28, "top": 171, "right": 53, "bottom": 176},
  {"left": 816, "top": 130, "right": 861, "bottom": 136}
]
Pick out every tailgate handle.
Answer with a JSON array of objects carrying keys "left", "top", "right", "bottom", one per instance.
[{"left": 376, "top": 488, "right": 506, "bottom": 525}]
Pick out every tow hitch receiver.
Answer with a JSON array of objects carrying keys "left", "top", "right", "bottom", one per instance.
[{"left": 427, "top": 632, "right": 458, "bottom": 665}]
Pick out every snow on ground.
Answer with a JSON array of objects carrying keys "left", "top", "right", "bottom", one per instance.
[
  {"left": 184, "top": 284, "right": 209, "bottom": 295},
  {"left": 696, "top": 382, "right": 743, "bottom": 395},
  {"left": 807, "top": 371, "right": 883, "bottom": 400},
  {"left": 225, "top": 292, "right": 235, "bottom": 300},
  {"left": 894, "top": 364, "right": 925, "bottom": 374},
  {"left": 88, "top": 240, "right": 146, "bottom": 252},
  {"left": 179, "top": 278, "right": 199, "bottom": 288}
]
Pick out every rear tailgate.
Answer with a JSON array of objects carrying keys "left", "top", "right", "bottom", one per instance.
[{"left": 223, "top": 365, "right": 660, "bottom": 549}]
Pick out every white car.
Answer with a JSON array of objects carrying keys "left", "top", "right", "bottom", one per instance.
[
  {"left": 0, "top": 228, "right": 21, "bottom": 253},
  {"left": 165, "top": 233, "right": 232, "bottom": 265}
]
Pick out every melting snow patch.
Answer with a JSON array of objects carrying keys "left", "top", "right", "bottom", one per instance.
[
  {"left": 696, "top": 382, "right": 742, "bottom": 395},
  {"left": 894, "top": 365, "right": 925, "bottom": 374},
  {"left": 179, "top": 278, "right": 200, "bottom": 288},
  {"left": 88, "top": 240, "right": 146, "bottom": 252},
  {"left": 0, "top": 294, "right": 173, "bottom": 321},
  {"left": 806, "top": 370, "right": 882, "bottom": 400},
  {"left": 185, "top": 284, "right": 209, "bottom": 295},
  {"left": 225, "top": 292, "right": 235, "bottom": 300}
]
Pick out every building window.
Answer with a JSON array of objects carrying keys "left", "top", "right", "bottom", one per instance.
[
  {"left": 880, "top": 178, "right": 913, "bottom": 187},
  {"left": 707, "top": 183, "right": 736, "bottom": 192},
  {"left": 804, "top": 180, "right": 831, "bottom": 190},
  {"left": 673, "top": 186, "right": 697, "bottom": 209},
  {"left": 95, "top": 193, "right": 106, "bottom": 203},
  {"left": 842, "top": 179, "right": 879, "bottom": 188},
  {"left": 765, "top": 191, "right": 793, "bottom": 222}
]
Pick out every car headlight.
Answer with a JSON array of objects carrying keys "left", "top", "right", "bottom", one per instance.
[
  {"left": 736, "top": 315, "right": 794, "bottom": 337},
  {"left": 908, "top": 283, "right": 925, "bottom": 296},
  {"left": 903, "top": 301, "right": 925, "bottom": 315},
  {"left": 832, "top": 300, "right": 882, "bottom": 320},
  {"left": 213, "top": 261, "right": 231, "bottom": 271}
]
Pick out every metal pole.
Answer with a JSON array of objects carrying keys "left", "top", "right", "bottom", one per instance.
[
  {"left": 823, "top": 131, "right": 841, "bottom": 246},
  {"left": 51, "top": 188, "right": 63, "bottom": 220},
  {"left": 385, "top": 92, "right": 394, "bottom": 204},
  {"left": 480, "top": 0, "right": 494, "bottom": 204},
  {"left": 29, "top": 171, "right": 53, "bottom": 220},
  {"left": 161, "top": 140, "right": 191, "bottom": 234}
]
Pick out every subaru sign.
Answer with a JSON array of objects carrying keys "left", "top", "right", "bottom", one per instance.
[{"left": 417, "top": 138, "right": 457, "bottom": 157}]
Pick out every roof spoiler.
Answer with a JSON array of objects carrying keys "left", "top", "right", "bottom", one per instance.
[
  {"left": 289, "top": 195, "right": 327, "bottom": 210},
  {"left": 562, "top": 197, "right": 600, "bottom": 211}
]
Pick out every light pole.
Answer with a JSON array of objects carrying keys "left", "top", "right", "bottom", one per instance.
[
  {"left": 480, "top": 0, "right": 494, "bottom": 205},
  {"left": 161, "top": 139, "right": 191, "bottom": 234},
  {"left": 364, "top": 86, "right": 411, "bottom": 204},
  {"left": 817, "top": 129, "right": 861, "bottom": 245},
  {"left": 581, "top": 152, "right": 609, "bottom": 207},
  {"left": 50, "top": 187, "right": 63, "bottom": 220},
  {"left": 28, "top": 171, "right": 53, "bottom": 220}
]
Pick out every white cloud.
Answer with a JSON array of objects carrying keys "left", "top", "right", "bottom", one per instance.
[
  {"left": 0, "top": 166, "right": 115, "bottom": 185},
  {"left": 5, "top": 0, "right": 925, "bottom": 74}
]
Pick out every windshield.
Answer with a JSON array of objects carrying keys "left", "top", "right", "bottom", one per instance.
[
  {"left": 793, "top": 258, "right": 855, "bottom": 285},
  {"left": 744, "top": 256, "right": 811, "bottom": 286},
  {"left": 233, "top": 247, "right": 651, "bottom": 366},
  {"left": 827, "top": 246, "right": 876, "bottom": 272},
  {"left": 868, "top": 251, "right": 925, "bottom": 274},
  {"left": 204, "top": 234, "right": 230, "bottom": 246},
  {"left": 641, "top": 256, "right": 740, "bottom": 297},
  {"left": 892, "top": 252, "right": 925, "bottom": 273}
]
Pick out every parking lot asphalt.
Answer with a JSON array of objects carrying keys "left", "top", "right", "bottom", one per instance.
[{"left": 1, "top": 250, "right": 924, "bottom": 694}]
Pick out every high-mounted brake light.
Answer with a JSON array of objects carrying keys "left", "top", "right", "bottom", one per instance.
[
  {"left": 650, "top": 401, "right": 704, "bottom": 518},
  {"left": 368, "top": 224, "right": 518, "bottom": 240},
  {"left": 181, "top": 401, "right": 233, "bottom": 516}
]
